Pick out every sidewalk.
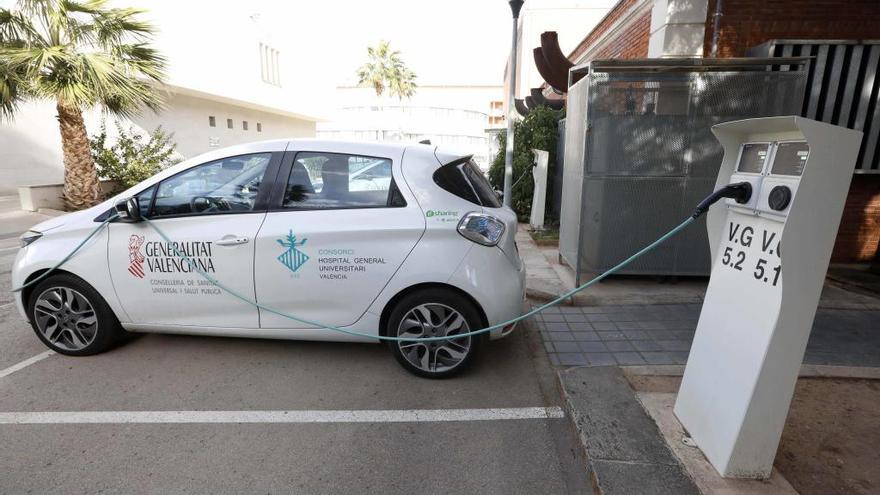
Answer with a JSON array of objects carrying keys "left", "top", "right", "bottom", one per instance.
[{"left": 518, "top": 224, "right": 880, "bottom": 369}]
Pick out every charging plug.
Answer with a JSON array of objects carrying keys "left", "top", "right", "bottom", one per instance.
[{"left": 692, "top": 182, "right": 752, "bottom": 219}]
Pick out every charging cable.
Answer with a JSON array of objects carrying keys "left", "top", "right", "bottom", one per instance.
[{"left": 11, "top": 182, "right": 749, "bottom": 343}]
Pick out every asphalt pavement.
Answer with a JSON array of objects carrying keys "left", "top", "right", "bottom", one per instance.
[{"left": 0, "top": 201, "right": 590, "bottom": 494}]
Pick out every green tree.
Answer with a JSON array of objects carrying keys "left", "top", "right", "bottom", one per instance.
[
  {"left": 0, "top": 0, "right": 166, "bottom": 209},
  {"left": 90, "top": 120, "right": 176, "bottom": 193},
  {"left": 489, "top": 106, "right": 563, "bottom": 219},
  {"left": 356, "top": 40, "right": 417, "bottom": 100}
]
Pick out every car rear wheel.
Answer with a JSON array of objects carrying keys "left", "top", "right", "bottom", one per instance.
[
  {"left": 27, "top": 274, "right": 125, "bottom": 356},
  {"left": 387, "top": 288, "right": 482, "bottom": 378}
]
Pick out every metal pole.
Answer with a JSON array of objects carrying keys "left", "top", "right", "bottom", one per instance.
[{"left": 503, "top": 10, "right": 521, "bottom": 207}]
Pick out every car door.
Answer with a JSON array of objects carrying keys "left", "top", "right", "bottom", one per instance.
[
  {"left": 253, "top": 144, "right": 425, "bottom": 331},
  {"left": 108, "top": 151, "right": 282, "bottom": 328}
]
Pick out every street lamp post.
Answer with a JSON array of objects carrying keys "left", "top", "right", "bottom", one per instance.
[{"left": 503, "top": 0, "right": 524, "bottom": 208}]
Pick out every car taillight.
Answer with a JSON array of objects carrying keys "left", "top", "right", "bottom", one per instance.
[{"left": 457, "top": 212, "right": 505, "bottom": 246}]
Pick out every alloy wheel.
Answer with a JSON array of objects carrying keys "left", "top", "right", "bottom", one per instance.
[
  {"left": 396, "top": 303, "right": 472, "bottom": 373},
  {"left": 33, "top": 287, "right": 98, "bottom": 352}
]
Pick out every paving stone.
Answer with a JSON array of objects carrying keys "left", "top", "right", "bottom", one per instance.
[
  {"left": 591, "top": 322, "right": 618, "bottom": 331},
  {"left": 553, "top": 341, "right": 581, "bottom": 353},
  {"left": 567, "top": 322, "right": 594, "bottom": 331},
  {"left": 563, "top": 314, "right": 587, "bottom": 323},
  {"left": 614, "top": 321, "right": 642, "bottom": 330},
  {"left": 637, "top": 321, "right": 666, "bottom": 330},
  {"left": 560, "top": 306, "right": 583, "bottom": 314},
  {"left": 545, "top": 322, "right": 570, "bottom": 332},
  {"left": 579, "top": 341, "right": 608, "bottom": 353},
  {"left": 621, "top": 330, "right": 649, "bottom": 340},
  {"left": 585, "top": 353, "right": 617, "bottom": 366},
  {"left": 631, "top": 340, "right": 664, "bottom": 352},
  {"left": 640, "top": 352, "right": 677, "bottom": 365},
  {"left": 605, "top": 341, "right": 636, "bottom": 352},
  {"left": 543, "top": 341, "right": 554, "bottom": 353},
  {"left": 557, "top": 353, "right": 589, "bottom": 366},
  {"left": 586, "top": 314, "right": 612, "bottom": 322},
  {"left": 613, "top": 352, "right": 647, "bottom": 365},
  {"left": 549, "top": 332, "right": 577, "bottom": 342},
  {"left": 542, "top": 313, "right": 566, "bottom": 322},
  {"left": 548, "top": 353, "right": 560, "bottom": 366},
  {"left": 608, "top": 312, "right": 639, "bottom": 322},
  {"left": 656, "top": 340, "right": 692, "bottom": 352},
  {"left": 669, "top": 351, "right": 690, "bottom": 364},
  {"left": 597, "top": 331, "right": 627, "bottom": 341},
  {"left": 572, "top": 331, "right": 601, "bottom": 341}
]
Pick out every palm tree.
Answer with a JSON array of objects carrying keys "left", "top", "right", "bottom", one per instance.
[
  {"left": 356, "top": 40, "right": 416, "bottom": 101},
  {"left": 0, "top": 0, "right": 166, "bottom": 209}
]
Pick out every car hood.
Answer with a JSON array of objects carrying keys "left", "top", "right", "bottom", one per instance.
[{"left": 28, "top": 200, "right": 115, "bottom": 234}]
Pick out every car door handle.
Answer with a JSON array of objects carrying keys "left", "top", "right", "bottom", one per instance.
[{"left": 216, "top": 236, "right": 249, "bottom": 246}]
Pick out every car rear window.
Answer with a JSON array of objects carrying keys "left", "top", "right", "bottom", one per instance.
[{"left": 432, "top": 157, "right": 501, "bottom": 208}]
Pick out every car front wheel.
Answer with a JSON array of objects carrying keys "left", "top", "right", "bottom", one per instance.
[
  {"left": 27, "top": 274, "right": 125, "bottom": 356},
  {"left": 387, "top": 288, "right": 482, "bottom": 378}
]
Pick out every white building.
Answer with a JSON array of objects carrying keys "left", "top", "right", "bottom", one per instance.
[
  {"left": 317, "top": 85, "right": 503, "bottom": 169},
  {"left": 0, "top": 1, "right": 321, "bottom": 193}
]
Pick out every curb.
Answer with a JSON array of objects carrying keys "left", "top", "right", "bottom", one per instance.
[{"left": 621, "top": 364, "right": 880, "bottom": 380}]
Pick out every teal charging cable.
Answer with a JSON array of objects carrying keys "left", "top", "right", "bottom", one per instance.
[
  {"left": 9, "top": 210, "right": 694, "bottom": 342},
  {"left": 142, "top": 216, "right": 696, "bottom": 343},
  {"left": 11, "top": 214, "right": 118, "bottom": 293}
]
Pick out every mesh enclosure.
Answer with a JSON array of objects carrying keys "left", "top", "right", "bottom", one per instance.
[{"left": 560, "top": 66, "right": 807, "bottom": 279}]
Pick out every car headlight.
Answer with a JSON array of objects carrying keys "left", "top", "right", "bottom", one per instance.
[
  {"left": 20, "top": 231, "right": 42, "bottom": 248},
  {"left": 457, "top": 212, "right": 505, "bottom": 246}
]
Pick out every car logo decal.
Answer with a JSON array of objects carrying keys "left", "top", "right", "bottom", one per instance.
[
  {"left": 128, "top": 235, "right": 146, "bottom": 278},
  {"left": 277, "top": 230, "right": 309, "bottom": 273}
]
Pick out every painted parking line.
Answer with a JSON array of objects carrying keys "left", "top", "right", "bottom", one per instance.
[
  {"left": 0, "top": 350, "right": 55, "bottom": 379},
  {"left": 0, "top": 407, "right": 566, "bottom": 424}
]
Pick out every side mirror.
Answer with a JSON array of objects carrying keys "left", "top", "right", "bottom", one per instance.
[
  {"left": 115, "top": 197, "right": 142, "bottom": 223},
  {"left": 495, "top": 189, "right": 503, "bottom": 202}
]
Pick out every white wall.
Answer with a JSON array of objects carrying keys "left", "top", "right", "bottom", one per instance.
[{"left": 0, "top": 93, "right": 315, "bottom": 193}]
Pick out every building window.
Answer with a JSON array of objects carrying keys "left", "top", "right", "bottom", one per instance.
[
  {"left": 257, "top": 123, "right": 262, "bottom": 132},
  {"left": 227, "top": 118, "right": 233, "bottom": 129},
  {"left": 243, "top": 121, "right": 249, "bottom": 131},
  {"left": 259, "top": 42, "right": 281, "bottom": 86},
  {"left": 208, "top": 116, "right": 216, "bottom": 127}
]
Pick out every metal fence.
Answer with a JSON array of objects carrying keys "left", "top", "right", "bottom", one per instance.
[
  {"left": 560, "top": 59, "right": 808, "bottom": 281},
  {"left": 748, "top": 40, "right": 880, "bottom": 173}
]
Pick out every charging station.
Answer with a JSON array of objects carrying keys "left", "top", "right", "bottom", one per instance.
[{"left": 674, "top": 116, "right": 863, "bottom": 478}]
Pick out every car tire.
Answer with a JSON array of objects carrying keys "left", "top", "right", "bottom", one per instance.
[
  {"left": 27, "top": 274, "right": 125, "bottom": 356},
  {"left": 387, "top": 288, "right": 483, "bottom": 378}
]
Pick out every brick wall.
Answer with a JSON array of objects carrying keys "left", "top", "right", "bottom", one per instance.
[
  {"left": 704, "top": 0, "right": 880, "bottom": 57},
  {"left": 568, "top": 0, "right": 651, "bottom": 62},
  {"left": 833, "top": 175, "right": 880, "bottom": 263}
]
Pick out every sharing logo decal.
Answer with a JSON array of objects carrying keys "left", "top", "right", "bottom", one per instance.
[
  {"left": 277, "top": 230, "right": 309, "bottom": 273},
  {"left": 128, "top": 235, "right": 146, "bottom": 278}
]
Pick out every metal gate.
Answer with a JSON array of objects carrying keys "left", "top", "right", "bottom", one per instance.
[{"left": 560, "top": 59, "right": 808, "bottom": 281}]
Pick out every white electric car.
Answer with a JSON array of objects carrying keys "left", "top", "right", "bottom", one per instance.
[{"left": 12, "top": 140, "right": 526, "bottom": 378}]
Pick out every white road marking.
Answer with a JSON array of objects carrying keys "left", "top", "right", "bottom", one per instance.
[
  {"left": 0, "top": 407, "right": 565, "bottom": 424},
  {"left": 0, "top": 302, "right": 15, "bottom": 310},
  {"left": 0, "top": 350, "right": 55, "bottom": 379}
]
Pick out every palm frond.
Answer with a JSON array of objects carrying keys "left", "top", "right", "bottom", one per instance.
[{"left": 0, "top": 0, "right": 166, "bottom": 118}]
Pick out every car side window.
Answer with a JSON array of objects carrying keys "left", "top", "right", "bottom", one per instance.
[
  {"left": 152, "top": 153, "right": 271, "bottom": 218},
  {"left": 283, "top": 152, "right": 398, "bottom": 209}
]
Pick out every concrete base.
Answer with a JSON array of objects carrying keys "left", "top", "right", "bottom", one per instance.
[
  {"left": 638, "top": 392, "right": 797, "bottom": 494},
  {"left": 18, "top": 180, "right": 118, "bottom": 211}
]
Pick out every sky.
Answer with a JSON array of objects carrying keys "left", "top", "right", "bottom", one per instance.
[{"left": 262, "top": 0, "right": 514, "bottom": 88}]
